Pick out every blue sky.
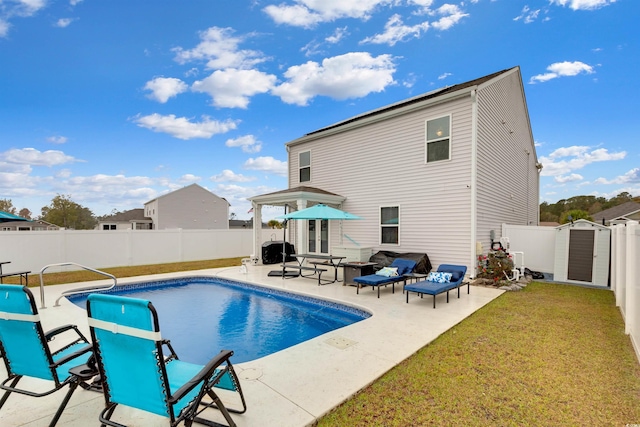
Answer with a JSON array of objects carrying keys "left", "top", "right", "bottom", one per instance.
[{"left": 0, "top": 0, "right": 637, "bottom": 220}]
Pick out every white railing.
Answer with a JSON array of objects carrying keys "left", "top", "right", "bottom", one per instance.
[
  {"left": 38, "top": 262, "right": 117, "bottom": 309},
  {"left": 611, "top": 221, "right": 639, "bottom": 362}
]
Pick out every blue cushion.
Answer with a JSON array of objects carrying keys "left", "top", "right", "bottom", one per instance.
[
  {"left": 389, "top": 258, "right": 417, "bottom": 276},
  {"left": 354, "top": 275, "right": 399, "bottom": 286},
  {"left": 427, "top": 272, "right": 451, "bottom": 283},
  {"left": 449, "top": 271, "right": 463, "bottom": 282}
]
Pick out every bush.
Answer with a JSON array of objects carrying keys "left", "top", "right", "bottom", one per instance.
[{"left": 477, "top": 250, "right": 514, "bottom": 283}]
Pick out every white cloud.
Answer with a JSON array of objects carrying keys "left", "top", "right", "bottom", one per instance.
[
  {"left": 550, "top": 0, "right": 616, "bottom": 11},
  {"left": 513, "top": 6, "right": 541, "bottom": 23},
  {"left": 594, "top": 168, "right": 640, "bottom": 185},
  {"left": 46, "top": 136, "right": 68, "bottom": 144},
  {"left": 55, "top": 18, "right": 75, "bottom": 28},
  {"left": 431, "top": 4, "right": 469, "bottom": 31},
  {"left": 133, "top": 114, "right": 239, "bottom": 140},
  {"left": 0, "top": 148, "right": 80, "bottom": 166},
  {"left": 272, "top": 52, "right": 396, "bottom": 105},
  {"left": 244, "top": 156, "right": 288, "bottom": 176},
  {"left": 144, "top": 77, "right": 188, "bottom": 103},
  {"left": 191, "top": 69, "right": 276, "bottom": 109},
  {"left": 0, "top": 0, "right": 47, "bottom": 37},
  {"left": 225, "top": 135, "right": 262, "bottom": 153},
  {"left": 438, "top": 72, "right": 452, "bottom": 80},
  {"left": 554, "top": 173, "right": 583, "bottom": 184},
  {"left": 539, "top": 145, "right": 626, "bottom": 176},
  {"left": 263, "top": 0, "right": 395, "bottom": 27},
  {"left": 326, "top": 26, "right": 348, "bottom": 43},
  {"left": 0, "top": 20, "right": 9, "bottom": 37},
  {"left": 178, "top": 174, "right": 201, "bottom": 184},
  {"left": 529, "top": 61, "right": 594, "bottom": 84},
  {"left": 210, "top": 169, "right": 256, "bottom": 182},
  {"left": 172, "top": 27, "right": 266, "bottom": 70},
  {"left": 361, "top": 14, "right": 429, "bottom": 46}
]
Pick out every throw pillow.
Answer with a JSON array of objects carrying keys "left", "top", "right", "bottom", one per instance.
[
  {"left": 375, "top": 267, "right": 399, "bottom": 277},
  {"left": 427, "top": 272, "right": 452, "bottom": 283}
]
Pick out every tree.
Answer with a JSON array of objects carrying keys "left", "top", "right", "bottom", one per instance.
[
  {"left": 229, "top": 212, "right": 237, "bottom": 220},
  {"left": 267, "top": 219, "right": 282, "bottom": 229},
  {"left": 560, "top": 209, "right": 592, "bottom": 224},
  {"left": 18, "top": 208, "right": 32, "bottom": 220},
  {"left": 40, "top": 194, "right": 97, "bottom": 229},
  {"left": 0, "top": 198, "right": 17, "bottom": 214}
]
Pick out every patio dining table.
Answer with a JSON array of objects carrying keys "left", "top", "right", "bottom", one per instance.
[{"left": 291, "top": 254, "right": 346, "bottom": 284}]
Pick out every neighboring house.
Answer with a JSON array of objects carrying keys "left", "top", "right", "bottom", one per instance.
[
  {"left": 592, "top": 201, "right": 640, "bottom": 226},
  {"left": 250, "top": 67, "right": 540, "bottom": 275},
  {"left": 95, "top": 208, "right": 153, "bottom": 230},
  {"left": 0, "top": 219, "right": 59, "bottom": 231},
  {"left": 144, "top": 183, "right": 230, "bottom": 230}
]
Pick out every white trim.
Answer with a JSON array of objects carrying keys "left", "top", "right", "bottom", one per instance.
[
  {"left": 379, "top": 205, "right": 400, "bottom": 246},
  {"left": 88, "top": 318, "right": 162, "bottom": 341},
  {"left": 299, "top": 150, "right": 311, "bottom": 183},
  {"left": 424, "top": 114, "right": 452, "bottom": 164},
  {"left": 0, "top": 311, "right": 40, "bottom": 322},
  {"left": 470, "top": 89, "right": 478, "bottom": 277}
]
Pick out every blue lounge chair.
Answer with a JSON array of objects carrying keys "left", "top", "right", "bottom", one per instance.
[
  {"left": 0, "top": 284, "right": 96, "bottom": 427},
  {"left": 404, "top": 264, "right": 469, "bottom": 308},
  {"left": 87, "top": 293, "right": 247, "bottom": 427},
  {"left": 354, "top": 258, "right": 417, "bottom": 298}
]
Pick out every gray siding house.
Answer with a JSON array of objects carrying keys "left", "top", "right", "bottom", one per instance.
[
  {"left": 95, "top": 208, "right": 153, "bottom": 230},
  {"left": 144, "top": 183, "right": 230, "bottom": 230},
  {"left": 250, "top": 67, "right": 539, "bottom": 275}
]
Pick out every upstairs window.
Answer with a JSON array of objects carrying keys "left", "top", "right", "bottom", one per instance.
[
  {"left": 380, "top": 206, "right": 399, "bottom": 245},
  {"left": 425, "top": 115, "right": 451, "bottom": 163},
  {"left": 299, "top": 151, "right": 311, "bottom": 183}
]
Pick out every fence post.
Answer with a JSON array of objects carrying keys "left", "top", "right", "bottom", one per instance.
[{"left": 625, "top": 221, "right": 638, "bottom": 335}]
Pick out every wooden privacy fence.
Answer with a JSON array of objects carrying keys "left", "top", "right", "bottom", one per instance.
[{"left": 611, "top": 221, "right": 640, "bottom": 362}]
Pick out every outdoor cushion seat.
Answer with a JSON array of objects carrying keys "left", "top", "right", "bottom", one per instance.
[
  {"left": 354, "top": 258, "right": 417, "bottom": 298},
  {"left": 404, "top": 264, "right": 469, "bottom": 308},
  {"left": 0, "top": 284, "right": 97, "bottom": 427}
]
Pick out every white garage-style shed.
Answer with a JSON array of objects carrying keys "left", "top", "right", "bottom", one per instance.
[{"left": 553, "top": 219, "right": 611, "bottom": 287}]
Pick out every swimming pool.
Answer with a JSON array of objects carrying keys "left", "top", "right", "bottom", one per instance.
[{"left": 69, "top": 276, "right": 370, "bottom": 364}]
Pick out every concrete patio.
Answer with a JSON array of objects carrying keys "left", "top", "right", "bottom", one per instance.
[{"left": 0, "top": 264, "right": 503, "bottom": 426}]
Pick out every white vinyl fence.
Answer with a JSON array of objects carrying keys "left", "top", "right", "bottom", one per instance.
[
  {"left": 0, "top": 229, "right": 253, "bottom": 275},
  {"left": 501, "top": 224, "right": 557, "bottom": 273},
  {"left": 611, "top": 221, "right": 640, "bottom": 362}
]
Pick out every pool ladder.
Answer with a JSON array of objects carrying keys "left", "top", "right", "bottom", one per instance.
[{"left": 38, "top": 262, "right": 117, "bottom": 309}]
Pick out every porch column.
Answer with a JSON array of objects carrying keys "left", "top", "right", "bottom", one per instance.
[
  {"left": 252, "top": 202, "right": 262, "bottom": 263},
  {"left": 296, "top": 200, "right": 307, "bottom": 255}
]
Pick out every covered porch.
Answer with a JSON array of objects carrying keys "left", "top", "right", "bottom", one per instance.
[{"left": 248, "top": 186, "right": 347, "bottom": 264}]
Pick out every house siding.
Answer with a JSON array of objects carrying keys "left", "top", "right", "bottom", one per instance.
[
  {"left": 153, "top": 184, "right": 229, "bottom": 230},
  {"left": 288, "top": 94, "right": 474, "bottom": 269},
  {"left": 475, "top": 69, "right": 538, "bottom": 261}
]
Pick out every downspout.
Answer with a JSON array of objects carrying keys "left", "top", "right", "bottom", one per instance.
[{"left": 470, "top": 88, "right": 479, "bottom": 277}]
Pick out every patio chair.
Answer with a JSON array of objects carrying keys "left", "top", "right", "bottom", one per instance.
[
  {"left": 354, "top": 258, "right": 417, "bottom": 298},
  {"left": 404, "top": 264, "right": 469, "bottom": 308},
  {"left": 0, "top": 284, "right": 96, "bottom": 427},
  {"left": 87, "top": 293, "right": 247, "bottom": 427}
]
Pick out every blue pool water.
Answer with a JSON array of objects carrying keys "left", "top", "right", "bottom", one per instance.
[{"left": 69, "top": 277, "right": 370, "bottom": 364}]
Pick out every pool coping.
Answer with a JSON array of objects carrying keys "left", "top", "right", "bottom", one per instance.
[{"left": 0, "top": 265, "right": 504, "bottom": 427}]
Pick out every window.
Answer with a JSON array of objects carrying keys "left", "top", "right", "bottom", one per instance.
[
  {"left": 299, "top": 151, "right": 310, "bottom": 183},
  {"left": 380, "top": 206, "right": 399, "bottom": 245},
  {"left": 103, "top": 224, "right": 116, "bottom": 230},
  {"left": 425, "top": 115, "right": 451, "bottom": 163}
]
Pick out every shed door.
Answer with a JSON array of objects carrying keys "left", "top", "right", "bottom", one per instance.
[{"left": 567, "top": 229, "right": 595, "bottom": 282}]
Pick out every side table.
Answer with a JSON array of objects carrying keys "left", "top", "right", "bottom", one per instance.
[{"left": 342, "top": 262, "right": 378, "bottom": 286}]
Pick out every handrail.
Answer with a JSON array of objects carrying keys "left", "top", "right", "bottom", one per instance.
[{"left": 39, "top": 262, "right": 117, "bottom": 309}]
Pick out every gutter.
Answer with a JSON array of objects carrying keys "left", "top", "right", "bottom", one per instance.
[{"left": 470, "top": 88, "right": 479, "bottom": 278}]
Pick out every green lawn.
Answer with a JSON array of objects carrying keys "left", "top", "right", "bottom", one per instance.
[{"left": 317, "top": 282, "right": 640, "bottom": 426}]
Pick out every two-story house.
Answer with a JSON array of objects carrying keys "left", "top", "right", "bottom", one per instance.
[{"left": 250, "top": 67, "right": 540, "bottom": 275}]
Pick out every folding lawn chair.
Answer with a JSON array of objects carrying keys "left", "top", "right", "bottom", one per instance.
[
  {"left": 0, "top": 284, "right": 96, "bottom": 426},
  {"left": 87, "top": 293, "right": 247, "bottom": 427}
]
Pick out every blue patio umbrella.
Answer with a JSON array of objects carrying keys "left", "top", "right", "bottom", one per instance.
[
  {"left": 277, "top": 204, "right": 362, "bottom": 221},
  {"left": 0, "top": 211, "right": 29, "bottom": 222}
]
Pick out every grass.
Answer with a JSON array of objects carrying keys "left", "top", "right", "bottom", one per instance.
[
  {"left": 6, "top": 261, "right": 639, "bottom": 425},
  {"left": 317, "top": 282, "right": 640, "bottom": 426},
  {"left": 1, "top": 257, "right": 245, "bottom": 287}
]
